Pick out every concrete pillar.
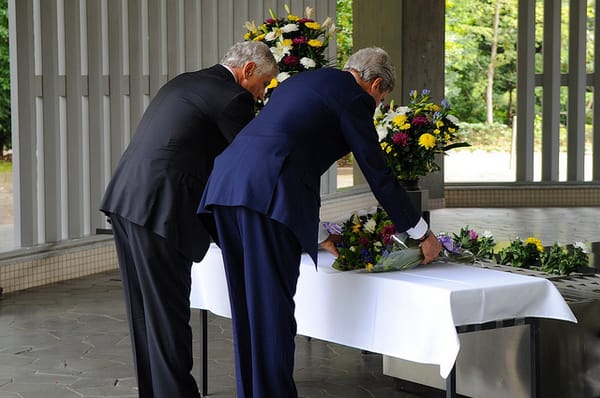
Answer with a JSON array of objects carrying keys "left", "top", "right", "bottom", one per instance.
[{"left": 352, "top": 0, "right": 446, "bottom": 206}]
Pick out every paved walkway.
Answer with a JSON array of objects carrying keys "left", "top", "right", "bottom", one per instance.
[{"left": 1, "top": 207, "right": 599, "bottom": 397}]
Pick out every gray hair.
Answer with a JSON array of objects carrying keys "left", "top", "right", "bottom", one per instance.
[
  {"left": 221, "top": 41, "right": 278, "bottom": 76},
  {"left": 343, "top": 47, "right": 396, "bottom": 92}
]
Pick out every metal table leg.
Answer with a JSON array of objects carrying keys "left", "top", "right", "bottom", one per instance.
[
  {"left": 528, "top": 318, "right": 540, "bottom": 398},
  {"left": 199, "top": 309, "right": 208, "bottom": 397},
  {"left": 446, "top": 363, "right": 456, "bottom": 398}
]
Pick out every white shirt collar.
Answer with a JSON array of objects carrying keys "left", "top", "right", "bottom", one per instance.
[{"left": 221, "top": 64, "right": 237, "bottom": 83}]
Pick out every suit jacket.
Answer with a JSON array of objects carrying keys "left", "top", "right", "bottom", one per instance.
[
  {"left": 198, "top": 68, "right": 421, "bottom": 264},
  {"left": 101, "top": 64, "right": 255, "bottom": 261}
]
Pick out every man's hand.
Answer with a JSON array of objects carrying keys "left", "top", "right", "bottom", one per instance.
[
  {"left": 319, "top": 234, "right": 342, "bottom": 257},
  {"left": 419, "top": 231, "right": 441, "bottom": 264}
]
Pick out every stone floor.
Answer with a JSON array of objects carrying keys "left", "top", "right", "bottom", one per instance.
[{"left": 1, "top": 207, "right": 599, "bottom": 398}]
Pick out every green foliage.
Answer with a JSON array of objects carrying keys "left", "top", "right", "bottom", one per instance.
[
  {"left": 336, "top": 0, "right": 353, "bottom": 67},
  {"left": 0, "top": 0, "right": 9, "bottom": 151},
  {"left": 452, "top": 226, "right": 495, "bottom": 260},
  {"left": 496, "top": 237, "right": 543, "bottom": 268},
  {"left": 540, "top": 243, "right": 590, "bottom": 276}
]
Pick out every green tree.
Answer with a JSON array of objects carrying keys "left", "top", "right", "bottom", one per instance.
[
  {"left": 336, "top": 0, "right": 353, "bottom": 67},
  {"left": 0, "top": 0, "right": 9, "bottom": 152},
  {"left": 446, "top": 0, "right": 518, "bottom": 125}
]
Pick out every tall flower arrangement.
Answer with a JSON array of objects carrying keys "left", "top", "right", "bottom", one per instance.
[
  {"left": 243, "top": 5, "right": 335, "bottom": 102},
  {"left": 375, "top": 89, "right": 470, "bottom": 181}
]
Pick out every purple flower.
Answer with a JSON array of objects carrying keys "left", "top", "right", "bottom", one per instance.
[
  {"left": 468, "top": 229, "right": 478, "bottom": 241},
  {"left": 323, "top": 222, "right": 343, "bottom": 235},
  {"left": 438, "top": 235, "right": 461, "bottom": 254}
]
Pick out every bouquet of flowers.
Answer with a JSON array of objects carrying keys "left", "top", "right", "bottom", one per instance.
[
  {"left": 243, "top": 5, "right": 335, "bottom": 102},
  {"left": 375, "top": 89, "right": 470, "bottom": 181},
  {"left": 330, "top": 207, "right": 404, "bottom": 271}
]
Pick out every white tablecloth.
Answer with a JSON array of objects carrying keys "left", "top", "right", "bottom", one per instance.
[{"left": 190, "top": 244, "right": 577, "bottom": 378}]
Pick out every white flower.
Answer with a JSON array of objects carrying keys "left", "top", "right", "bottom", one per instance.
[
  {"left": 276, "top": 72, "right": 291, "bottom": 82},
  {"left": 270, "top": 40, "right": 291, "bottom": 62},
  {"left": 574, "top": 241, "right": 588, "bottom": 253},
  {"left": 300, "top": 57, "right": 316, "bottom": 69},
  {"left": 305, "top": 6, "right": 314, "bottom": 19},
  {"left": 364, "top": 218, "right": 377, "bottom": 233},
  {"left": 281, "top": 23, "right": 299, "bottom": 33},
  {"left": 482, "top": 230, "right": 493, "bottom": 239},
  {"left": 244, "top": 21, "right": 257, "bottom": 32},
  {"left": 447, "top": 114, "right": 460, "bottom": 124},
  {"left": 265, "top": 28, "right": 281, "bottom": 42},
  {"left": 376, "top": 124, "right": 387, "bottom": 141}
]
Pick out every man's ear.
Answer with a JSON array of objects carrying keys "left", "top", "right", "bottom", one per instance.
[
  {"left": 242, "top": 61, "right": 257, "bottom": 79},
  {"left": 371, "top": 77, "right": 383, "bottom": 92}
]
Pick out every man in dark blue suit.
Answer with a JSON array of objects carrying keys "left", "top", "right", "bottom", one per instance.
[
  {"left": 100, "top": 41, "right": 277, "bottom": 397},
  {"left": 198, "top": 47, "right": 443, "bottom": 397}
]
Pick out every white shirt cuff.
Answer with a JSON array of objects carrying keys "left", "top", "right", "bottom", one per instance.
[
  {"left": 317, "top": 222, "right": 330, "bottom": 244},
  {"left": 405, "top": 217, "right": 429, "bottom": 240}
]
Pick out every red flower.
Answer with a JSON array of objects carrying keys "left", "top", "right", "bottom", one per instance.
[
  {"left": 358, "top": 236, "right": 369, "bottom": 247},
  {"left": 392, "top": 132, "right": 409, "bottom": 146},
  {"left": 292, "top": 36, "right": 307, "bottom": 45},
  {"left": 381, "top": 225, "right": 397, "bottom": 245},
  {"left": 283, "top": 56, "right": 300, "bottom": 66},
  {"left": 412, "top": 115, "right": 429, "bottom": 126}
]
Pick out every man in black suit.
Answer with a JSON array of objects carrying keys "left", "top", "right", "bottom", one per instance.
[{"left": 100, "top": 41, "right": 278, "bottom": 398}]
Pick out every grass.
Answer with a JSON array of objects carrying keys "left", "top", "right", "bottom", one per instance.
[{"left": 0, "top": 160, "right": 12, "bottom": 174}]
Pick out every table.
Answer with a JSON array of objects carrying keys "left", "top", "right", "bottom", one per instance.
[{"left": 190, "top": 244, "right": 577, "bottom": 397}]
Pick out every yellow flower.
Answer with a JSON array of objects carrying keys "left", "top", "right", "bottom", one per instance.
[
  {"left": 381, "top": 142, "right": 392, "bottom": 154},
  {"left": 365, "top": 263, "right": 374, "bottom": 271},
  {"left": 432, "top": 104, "right": 440, "bottom": 112},
  {"left": 281, "top": 38, "right": 293, "bottom": 47},
  {"left": 305, "top": 21, "right": 321, "bottom": 30},
  {"left": 253, "top": 33, "right": 266, "bottom": 41},
  {"left": 288, "top": 14, "right": 300, "bottom": 21},
  {"left": 266, "top": 78, "right": 278, "bottom": 90},
  {"left": 436, "top": 119, "right": 444, "bottom": 129},
  {"left": 448, "top": 127, "right": 456, "bottom": 133},
  {"left": 524, "top": 237, "right": 544, "bottom": 252},
  {"left": 392, "top": 114, "right": 408, "bottom": 127},
  {"left": 243, "top": 32, "right": 252, "bottom": 40},
  {"left": 418, "top": 133, "right": 436, "bottom": 149},
  {"left": 308, "top": 39, "right": 323, "bottom": 47},
  {"left": 352, "top": 223, "right": 361, "bottom": 233}
]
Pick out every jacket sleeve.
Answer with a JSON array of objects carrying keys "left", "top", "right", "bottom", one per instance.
[{"left": 215, "top": 91, "right": 256, "bottom": 143}]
